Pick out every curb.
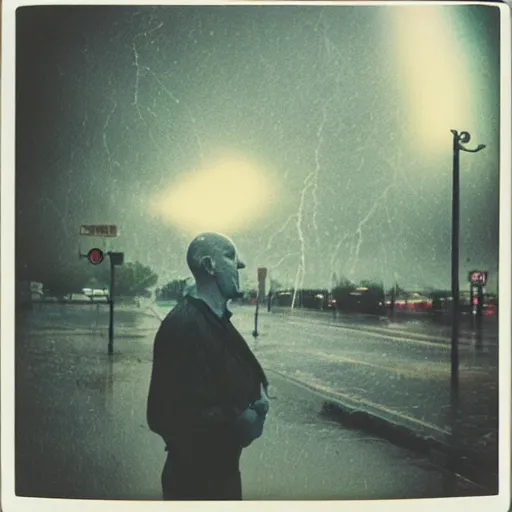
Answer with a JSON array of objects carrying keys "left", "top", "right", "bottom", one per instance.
[
  {"left": 266, "top": 368, "right": 497, "bottom": 494},
  {"left": 321, "top": 400, "right": 497, "bottom": 494}
]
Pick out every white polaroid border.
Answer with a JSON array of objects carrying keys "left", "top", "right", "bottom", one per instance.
[{"left": 2, "top": 1, "right": 510, "bottom": 511}]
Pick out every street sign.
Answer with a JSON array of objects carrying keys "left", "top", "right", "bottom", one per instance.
[
  {"left": 80, "top": 224, "right": 119, "bottom": 237},
  {"left": 257, "top": 267, "right": 267, "bottom": 281},
  {"left": 468, "top": 270, "right": 488, "bottom": 286},
  {"left": 257, "top": 267, "right": 267, "bottom": 303},
  {"left": 110, "top": 252, "right": 124, "bottom": 266}
]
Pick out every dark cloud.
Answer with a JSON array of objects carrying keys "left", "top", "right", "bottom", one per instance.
[{"left": 15, "top": 4, "right": 500, "bottom": 291}]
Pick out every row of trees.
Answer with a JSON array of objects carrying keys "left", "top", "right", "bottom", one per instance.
[
  {"left": 36, "top": 260, "right": 158, "bottom": 299},
  {"left": 271, "top": 279, "right": 432, "bottom": 315},
  {"left": 156, "top": 279, "right": 191, "bottom": 301},
  {"left": 155, "top": 277, "right": 285, "bottom": 302}
]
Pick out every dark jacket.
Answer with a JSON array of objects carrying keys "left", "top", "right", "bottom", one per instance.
[{"left": 147, "top": 295, "right": 268, "bottom": 471}]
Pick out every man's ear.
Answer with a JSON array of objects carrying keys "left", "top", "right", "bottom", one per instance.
[{"left": 200, "top": 256, "right": 216, "bottom": 276}]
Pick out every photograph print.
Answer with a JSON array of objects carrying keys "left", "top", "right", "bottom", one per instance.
[{"left": 3, "top": 0, "right": 510, "bottom": 509}]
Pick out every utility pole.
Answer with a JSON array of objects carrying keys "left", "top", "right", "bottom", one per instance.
[
  {"left": 108, "top": 254, "right": 115, "bottom": 355},
  {"left": 451, "top": 131, "right": 461, "bottom": 395},
  {"left": 445, "top": 130, "right": 485, "bottom": 496},
  {"left": 449, "top": 130, "right": 485, "bottom": 395},
  {"left": 107, "top": 251, "right": 124, "bottom": 356},
  {"left": 253, "top": 293, "right": 260, "bottom": 340}
]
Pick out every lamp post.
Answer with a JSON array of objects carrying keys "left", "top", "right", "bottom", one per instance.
[
  {"left": 444, "top": 130, "right": 485, "bottom": 496},
  {"left": 449, "top": 130, "right": 486, "bottom": 395}
]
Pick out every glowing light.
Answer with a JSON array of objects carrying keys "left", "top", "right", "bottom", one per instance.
[
  {"left": 148, "top": 153, "right": 277, "bottom": 234},
  {"left": 389, "top": 7, "right": 475, "bottom": 152}
]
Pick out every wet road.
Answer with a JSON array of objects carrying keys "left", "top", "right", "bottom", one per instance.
[
  {"left": 153, "top": 302, "right": 497, "bottom": 436},
  {"left": 154, "top": 301, "right": 499, "bottom": 491},
  {"left": 233, "top": 306, "right": 498, "bottom": 472},
  {"left": 14, "top": 304, "right": 483, "bottom": 499}
]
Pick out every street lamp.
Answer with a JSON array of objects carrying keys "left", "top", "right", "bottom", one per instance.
[
  {"left": 443, "top": 130, "right": 485, "bottom": 497},
  {"left": 450, "top": 130, "right": 485, "bottom": 394}
]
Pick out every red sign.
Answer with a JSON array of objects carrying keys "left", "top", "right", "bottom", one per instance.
[
  {"left": 468, "top": 271, "right": 487, "bottom": 285},
  {"left": 87, "top": 248, "right": 104, "bottom": 265}
]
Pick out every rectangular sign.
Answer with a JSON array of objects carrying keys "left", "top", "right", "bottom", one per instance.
[
  {"left": 257, "top": 267, "right": 267, "bottom": 281},
  {"left": 257, "top": 267, "right": 267, "bottom": 302},
  {"left": 468, "top": 270, "right": 488, "bottom": 286},
  {"left": 80, "top": 225, "right": 118, "bottom": 237}
]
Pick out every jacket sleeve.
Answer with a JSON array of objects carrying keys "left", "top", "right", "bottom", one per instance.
[{"left": 146, "top": 317, "right": 241, "bottom": 451}]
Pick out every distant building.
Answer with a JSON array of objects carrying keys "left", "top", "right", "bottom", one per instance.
[{"left": 16, "top": 281, "right": 43, "bottom": 308}]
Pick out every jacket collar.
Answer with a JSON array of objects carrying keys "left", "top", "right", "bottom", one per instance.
[{"left": 185, "top": 294, "right": 233, "bottom": 321}]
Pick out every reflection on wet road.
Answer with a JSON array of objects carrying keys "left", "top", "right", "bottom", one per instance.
[{"left": 14, "top": 304, "right": 490, "bottom": 499}]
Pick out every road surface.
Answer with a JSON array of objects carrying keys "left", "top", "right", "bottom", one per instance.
[
  {"left": 13, "top": 304, "right": 486, "bottom": 500},
  {"left": 153, "top": 301, "right": 499, "bottom": 491}
]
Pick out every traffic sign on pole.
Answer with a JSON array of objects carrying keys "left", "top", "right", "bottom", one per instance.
[
  {"left": 468, "top": 270, "right": 488, "bottom": 286},
  {"left": 257, "top": 267, "right": 267, "bottom": 281},
  {"left": 80, "top": 225, "right": 119, "bottom": 237}
]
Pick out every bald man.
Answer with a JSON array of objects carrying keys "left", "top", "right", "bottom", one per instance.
[{"left": 147, "top": 233, "right": 270, "bottom": 500}]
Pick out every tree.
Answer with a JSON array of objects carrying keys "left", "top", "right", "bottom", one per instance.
[
  {"left": 114, "top": 261, "right": 158, "bottom": 297},
  {"left": 42, "top": 260, "right": 110, "bottom": 299},
  {"left": 358, "top": 280, "right": 385, "bottom": 315},
  {"left": 386, "top": 283, "right": 407, "bottom": 298},
  {"left": 269, "top": 278, "right": 283, "bottom": 292},
  {"left": 158, "top": 279, "right": 188, "bottom": 301},
  {"left": 331, "top": 277, "right": 356, "bottom": 312}
]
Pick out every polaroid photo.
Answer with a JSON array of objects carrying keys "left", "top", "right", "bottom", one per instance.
[{"left": 2, "top": 0, "right": 511, "bottom": 511}]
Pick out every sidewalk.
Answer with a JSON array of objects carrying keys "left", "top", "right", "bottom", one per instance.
[{"left": 14, "top": 307, "right": 481, "bottom": 500}]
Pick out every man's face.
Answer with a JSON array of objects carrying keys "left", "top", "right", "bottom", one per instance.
[{"left": 213, "top": 241, "right": 246, "bottom": 300}]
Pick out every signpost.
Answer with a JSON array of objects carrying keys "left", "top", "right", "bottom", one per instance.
[
  {"left": 107, "top": 252, "right": 124, "bottom": 355},
  {"left": 257, "top": 267, "right": 267, "bottom": 304},
  {"left": 79, "top": 225, "right": 123, "bottom": 355},
  {"left": 253, "top": 267, "right": 268, "bottom": 340},
  {"left": 468, "top": 270, "right": 487, "bottom": 350}
]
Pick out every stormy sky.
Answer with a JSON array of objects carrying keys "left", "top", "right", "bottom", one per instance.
[{"left": 15, "top": 4, "right": 501, "bottom": 292}]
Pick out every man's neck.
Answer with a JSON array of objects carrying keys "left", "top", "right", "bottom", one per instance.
[{"left": 193, "top": 284, "right": 229, "bottom": 318}]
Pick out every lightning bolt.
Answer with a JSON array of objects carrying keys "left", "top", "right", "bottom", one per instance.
[
  {"left": 329, "top": 147, "right": 404, "bottom": 288},
  {"left": 329, "top": 232, "right": 353, "bottom": 285},
  {"left": 131, "top": 19, "right": 164, "bottom": 117},
  {"left": 144, "top": 69, "right": 205, "bottom": 164},
  {"left": 42, "top": 197, "right": 70, "bottom": 238},
  {"left": 131, "top": 41, "right": 161, "bottom": 154},
  {"left": 130, "top": 15, "right": 207, "bottom": 173},
  {"left": 348, "top": 181, "right": 394, "bottom": 277},
  {"left": 132, "top": 42, "right": 145, "bottom": 122},
  {"left": 273, "top": 252, "right": 302, "bottom": 271},
  {"left": 328, "top": 155, "right": 365, "bottom": 282},
  {"left": 262, "top": 27, "right": 343, "bottom": 302},
  {"left": 130, "top": 21, "right": 208, "bottom": 191},
  {"left": 311, "top": 103, "right": 329, "bottom": 248},
  {"left": 102, "top": 99, "right": 118, "bottom": 176},
  {"left": 264, "top": 214, "right": 298, "bottom": 253},
  {"left": 291, "top": 173, "right": 314, "bottom": 309}
]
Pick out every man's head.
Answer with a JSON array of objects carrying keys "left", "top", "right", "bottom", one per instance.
[{"left": 186, "top": 232, "right": 246, "bottom": 300}]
